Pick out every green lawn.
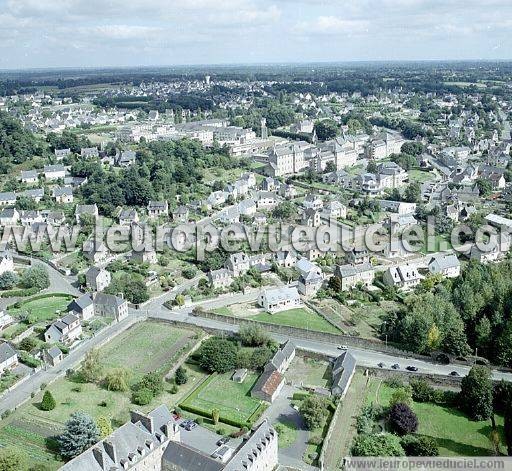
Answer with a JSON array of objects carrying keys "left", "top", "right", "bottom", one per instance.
[
  {"left": 8, "top": 295, "right": 74, "bottom": 322},
  {"left": 408, "top": 169, "right": 436, "bottom": 183},
  {"left": 274, "top": 419, "right": 299, "bottom": 449},
  {"left": 253, "top": 308, "right": 341, "bottom": 334},
  {"left": 99, "top": 321, "right": 195, "bottom": 381},
  {"left": 180, "top": 372, "right": 265, "bottom": 426},
  {"left": 364, "top": 378, "right": 503, "bottom": 456}
]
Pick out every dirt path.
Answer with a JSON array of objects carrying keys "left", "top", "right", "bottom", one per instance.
[{"left": 323, "top": 372, "right": 369, "bottom": 470}]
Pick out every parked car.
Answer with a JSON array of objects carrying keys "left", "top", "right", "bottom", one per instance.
[
  {"left": 185, "top": 421, "right": 197, "bottom": 431},
  {"left": 391, "top": 363, "right": 400, "bottom": 369},
  {"left": 378, "top": 362, "right": 385, "bottom": 368},
  {"left": 450, "top": 371, "right": 460, "bottom": 377},
  {"left": 337, "top": 345, "right": 348, "bottom": 350},
  {"left": 217, "top": 437, "right": 230, "bottom": 446},
  {"left": 180, "top": 419, "right": 192, "bottom": 428},
  {"left": 406, "top": 366, "right": 418, "bottom": 372}
]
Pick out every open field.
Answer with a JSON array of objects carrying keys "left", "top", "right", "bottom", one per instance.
[
  {"left": 180, "top": 372, "right": 265, "bottom": 426},
  {"left": 408, "top": 169, "right": 437, "bottom": 183},
  {"left": 99, "top": 321, "right": 196, "bottom": 381},
  {"left": 8, "top": 294, "right": 74, "bottom": 322},
  {"left": 364, "top": 377, "right": 504, "bottom": 456}
]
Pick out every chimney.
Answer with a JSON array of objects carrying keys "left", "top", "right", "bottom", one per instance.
[
  {"left": 104, "top": 441, "right": 117, "bottom": 464},
  {"left": 92, "top": 447, "right": 106, "bottom": 470},
  {"left": 163, "top": 421, "right": 180, "bottom": 442},
  {"left": 130, "top": 410, "right": 154, "bottom": 434}
]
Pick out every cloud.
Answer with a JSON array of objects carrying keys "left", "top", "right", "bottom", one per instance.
[{"left": 295, "top": 16, "right": 369, "bottom": 35}]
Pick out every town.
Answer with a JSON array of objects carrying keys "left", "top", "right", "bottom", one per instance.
[{"left": 0, "top": 60, "right": 511, "bottom": 471}]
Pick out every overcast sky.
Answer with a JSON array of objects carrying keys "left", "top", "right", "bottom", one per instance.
[{"left": 1, "top": 0, "right": 511, "bottom": 69}]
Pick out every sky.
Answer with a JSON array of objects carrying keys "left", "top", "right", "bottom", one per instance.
[{"left": 0, "top": 0, "right": 512, "bottom": 69}]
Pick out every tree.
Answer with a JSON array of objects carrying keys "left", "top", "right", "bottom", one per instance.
[
  {"left": 314, "top": 120, "right": 339, "bottom": 141},
  {"left": 460, "top": 366, "right": 493, "bottom": 421},
  {"left": 401, "top": 142, "right": 424, "bottom": 156},
  {"left": 389, "top": 388, "right": 413, "bottom": 407},
  {"left": 389, "top": 403, "right": 418, "bottom": 435},
  {"left": 198, "top": 337, "right": 238, "bottom": 373},
  {"left": 239, "top": 325, "right": 271, "bottom": 347},
  {"left": 18, "top": 337, "right": 38, "bottom": 352},
  {"left": 96, "top": 416, "right": 113, "bottom": 439},
  {"left": 182, "top": 267, "right": 197, "bottom": 279},
  {"left": 299, "top": 396, "right": 331, "bottom": 430},
  {"left": 212, "top": 409, "right": 220, "bottom": 425},
  {"left": 20, "top": 265, "right": 49, "bottom": 290},
  {"left": 0, "top": 446, "right": 28, "bottom": 471},
  {"left": 81, "top": 348, "right": 103, "bottom": 383},
  {"left": 40, "top": 390, "right": 56, "bottom": 411},
  {"left": 367, "top": 160, "right": 378, "bottom": 173},
  {"left": 505, "top": 406, "right": 512, "bottom": 456},
  {"left": 0, "top": 272, "right": 18, "bottom": 290},
  {"left": 133, "top": 372, "right": 163, "bottom": 396},
  {"left": 58, "top": 412, "right": 100, "bottom": 460},
  {"left": 175, "top": 366, "right": 188, "bottom": 385},
  {"left": 476, "top": 178, "right": 493, "bottom": 197},
  {"left": 352, "top": 433, "right": 405, "bottom": 457},
  {"left": 404, "top": 182, "right": 421, "bottom": 203},
  {"left": 426, "top": 323, "right": 441, "bottom": 350},
  {"left": 400, "top": 435, "right": 439, "bottom": 456},
  {"left": 104, "top": 368, "right": 130, "bottom": 392},
  {"left": 272, "top": 201, "right": 296, "bottom": 220}
]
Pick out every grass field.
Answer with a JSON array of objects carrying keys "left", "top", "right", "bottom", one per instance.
[
  {"left": 253, "top": 307, "right": 341, "bottom": 334},
  {"left": 364, "top": 378, "right": 504, "bottom": 456},
  {"left": 274, "top": 419, "right": 299, "bottom": 449},
  {"left": 99, "top": 321, "right": 195, "bottom": 381},
  {"left": 180, "top": 372, "right": 265, "bottom": 426},
  {"left": 8, "top": 295, "right": 74, "bottom": 322},
  {"left": 408, "top": 169, "right": 436, "bottom": 183},
  {"left": 286, "top": 356, "right": 331, "bottom": 388}
]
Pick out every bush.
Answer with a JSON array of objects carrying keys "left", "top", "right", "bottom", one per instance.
[
  {"left": 292, "top": 391, "right": 310, "bottom": 401},
  {"left": 18, "top": 337, "right": 38, "bottom": 352},
  {"left": 400, "top": 435, "right": 439, "bottom": 456},
  {"left": 132, "top": 388, "right": 154, "bottom": 406},
  {"left": 181, "top": 267, "right": 197, "bottom": 279},
  {"left": 299, "top": 396, "right": 331, "bottom": 430},
  {"left": 410, "top": 378, "right": 435, "bottom": 403},
  {"left": 20, "top": 266, "right": 50, "bottom": 290},
  {"left": 352, "top": 433, "right": 405, "bottom": 457},
  {"left": 169, "top": 384, "right": 179, "bottom": 394},
  {"left": 384, "top": 376, "right": 405, "bottom": 389},
  {"left": 132, "top": 372, "right": 163, "bottom": 396},
  {"left": 389, "top": 403, "right": 419, "bottom": 435},
  {"left": 18, "top": 351, "right": 41, "bottom": 368}
]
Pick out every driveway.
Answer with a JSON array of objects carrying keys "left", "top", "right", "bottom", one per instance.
[{"left": 261, "top": 384, "right": 317, "bottom": 471}]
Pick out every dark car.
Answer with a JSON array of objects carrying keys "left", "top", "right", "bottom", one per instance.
[
  {"left": 185, "top": 421, "right": 197, "bottom": 431},
  {"left": 217, "top": 437, "right": 230, "bottom": 446},
  {"left": 449, "top": 371, "right": 460, "bottom": 377},
  {"left": 378, "top": 362, "right": 385, "bottom": 368},
  {"left": 391, "top": 363, "right": 400, "bottom": 369},
  {"left": 406, "top": 366, "right": 418, "bottom": 371}
]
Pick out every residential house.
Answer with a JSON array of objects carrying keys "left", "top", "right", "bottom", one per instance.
[
  {"left": 258, "top": 286, "right": 302, "bottom": 314},
  {"left": 301, "top": 208, "right": 321, "bottom": 227},
  {"left": 44, "top": 314, "right": 82, "bottom": 344},
  {"left": 44, "top": 164, "right": 66, "bottom": 181},
  {"left": 54, "top": 148, "right": 71, "bottom": 160},
  {"left": 208, "top": 269, "right": 233, "bottom": 289},
  {"left": 53, "top": 186, "right": 74, "bottom": 204},
  {"left": 297, "top": 265, "right": 323, "bottom": 296},
  {"left": 383, "top": 264, "right": 422, "bottom": 290},
  {"left": 172, "top": 206, "right": 189, "bottom": 223},
  {"left": 45, "top": 346, "right": 64, "bottom": 366},
  {"left": 22, "top": 188, "right": 44, "bottom": 202},
  {"left": 428, "top": 253, "right": 461, "bottom": 278},
  {"left": 226, "top": 252, "right": 250, "bottom": 277},
  {"left": 334, "top": 263, "right": 375, "bottom": 291},
  {"left": 68, "top": 294, "right": 95, "bottom": 321},
  {"left": 81, "top": 147, "right": 99, "bottom": 158},
  {"left": 303, "top": 194, "right": 323, "bottom": 211},
  {"left": 85, "top": 266, "right": 111, "bottom": 292},
  {"left": 45, "top": 210, "right": 65, "bottom": 226},
  {"left": 75, "top": 204, "right": 99, "bottom": 223},
  {"left": 0, "top": 208, "right": 19, "bottom": 226},
  {"left": 20, "top": 170, "right": 38, "bottom": 184},
  {"left": 346, "top": 248, "right": 370, "bottom": 265},
  {"left": 238, "top": 198, "right": 256, "bottom": 217},
  {"left": 131, "top": 250, "right": 158, "bottom": 265},
  {"left": 93, "top": 292, "right": 129, "bottom": 321},
  {"left": 147, "top": 201, "right": 169, "bottom": 218},
  {"left": 116, "top": 150, "right": 136, "bottom": 167},
  {"left": 0, "top": 192, "right": 16, "bottom": 206},
  {"left": 83, "top": 241, "right": 109, "bottom": 264},
  {"left": 0, "top": 343, "right": 18, "bottom": 375},
  {"left": 323, "top": 201, "right": 347, "bottom": 219},
  {"left": 119, "top": 208, "right": 139, "bottom": 225},
  {"left": 255, "top": 191, "right": 278, "bottom": 210}
]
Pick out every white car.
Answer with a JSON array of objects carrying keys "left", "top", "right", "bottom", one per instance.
[{"left": 337, "top": 345, "right": 348, "bottom": 350}]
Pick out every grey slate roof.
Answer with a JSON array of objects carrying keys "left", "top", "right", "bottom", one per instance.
[
  {"left": 332, "top": 351, "right": 356, "bottom": 396},
  {"left": 162, "top": 441, "right": 224, "bottom": 471},
  {"left": 0, "top": 342, "right": 16, "bottom": 363},
  {"left": 68, "top": 294, "right": 93, "bottom": 312}
]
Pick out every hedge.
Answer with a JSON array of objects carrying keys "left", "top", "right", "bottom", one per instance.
[
  {"left": 292, "top": 391, "right": 311, "bottom": 401},
  {"left": 9, "top": 292, "right": 74, "bottom": 307},
  {"left": 0, "top": 287, "right": 39, "bottom": 298}
]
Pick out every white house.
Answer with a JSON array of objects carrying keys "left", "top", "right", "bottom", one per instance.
[
  {"left": 383, "top": 264, "right": 422, "bottom": 290},
  {"left": 335, "top": 263, "right": 375, "bottom": 291},
  {"left": 428, "top": 253, "right": 461, "bottom": 278},
  {"left": 85, "top": 266, "right": 111, "bottom": 292},
  {"left": 0, "top": 253, "right": 14, "bottom": 276},
  {"left": 258, "top": 286, "right": 302, "bottom": 313},
  {"left": 44, "top": 164, "right": 66, "bottom": 181},
  {"left": 0, "top": 343, "right": 18, "bottom": 375}
]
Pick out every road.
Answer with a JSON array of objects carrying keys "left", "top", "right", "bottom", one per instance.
[{"left": 2, "top": 257, "right": 512, "bottom": 416}]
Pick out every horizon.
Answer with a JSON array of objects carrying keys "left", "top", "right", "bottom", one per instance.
[{"left": 1, "top": 0, "right": 512, "bottom": 69}]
